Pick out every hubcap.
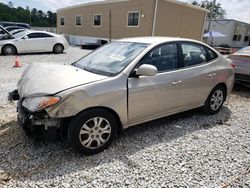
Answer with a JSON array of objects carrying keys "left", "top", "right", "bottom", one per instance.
[
  {"left": 79, "top": 117, "right": 111, "bottom": 149},
  {"left": 210, "top": 90, "right": 223, "bottom": 111},
  {"left": 56, "top": 46, "right": 62, "bottom": 53},
  {"left": 6, "top": 47, "right": 13, "bottom": 54}
]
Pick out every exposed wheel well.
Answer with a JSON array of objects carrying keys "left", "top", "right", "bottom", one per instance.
[{"left": 1, "top": 44, "right": 17, "bottom": 55}]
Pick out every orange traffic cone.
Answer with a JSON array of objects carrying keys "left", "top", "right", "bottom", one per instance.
[{"left": 13, "top": 56, "right": 21, "bottom": 68}]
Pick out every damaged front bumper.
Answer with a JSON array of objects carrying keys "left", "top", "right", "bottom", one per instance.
[{"left": 8, "top": 90, "right": 61, "bottom": 131}]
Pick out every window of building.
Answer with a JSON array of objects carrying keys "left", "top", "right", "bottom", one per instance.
[
  {"left": 181, "top": 43, "right": 207, "bottom": 67},
  {"left": 233, "top": 34, "right": 242, "bottom": 41},
  {"left": 127, "top": 12, "right": 140, "bottom": 27},
  {"left": 244, "top": 27, "right": 250, "bottom": 42},
  {"left": 60, "top": 17, "right": 65, "bottom": 26},
  {"left": 93, "top": 15, "right": 102, "bottom": 27},
  {"left": 75, "top": 16, "right": 82, "bottom": 26},
  {"left": 139, "top": 43, "right": 178, "bottom": 72}
]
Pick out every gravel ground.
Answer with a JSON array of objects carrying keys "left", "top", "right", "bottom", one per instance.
[{"left": 0, "top": 47, "right": 250, "bottom": 187}]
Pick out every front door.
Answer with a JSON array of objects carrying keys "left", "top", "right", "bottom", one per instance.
[
  {"left": 16, "top": 33, "right": 46, "bottom": 53},
  {"left": 128, "top": 43, "right": 183, "bottom": 125}
]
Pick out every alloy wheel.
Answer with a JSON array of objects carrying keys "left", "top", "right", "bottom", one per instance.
[
  {"left": 79, "top": 117, "right": 111, "bottom": 149},
  {"left": 210, "top": 90, "right": 224, "bottom": 111}
]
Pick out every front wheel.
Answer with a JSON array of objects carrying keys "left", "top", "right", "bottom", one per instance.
[
  {"left": 68, "top": 109, "right": 117, "bottom": 155},
  {"left": 203, "top": 85, "right": 226, "bottom": 115},
  {"left": 2, "top": 45, "right": 16, "bottom": 55}
]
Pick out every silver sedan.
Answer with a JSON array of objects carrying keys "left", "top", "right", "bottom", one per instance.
[
  {"left": 228, "top": 46, "right": 250, "bottom": 83},
  {"left": 9, "top": 37, "right": 235, "bottom": 154}
]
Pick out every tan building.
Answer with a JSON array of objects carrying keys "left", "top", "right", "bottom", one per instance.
[{"left": 57, "top": 0, "right": 207, "bottom": 44}]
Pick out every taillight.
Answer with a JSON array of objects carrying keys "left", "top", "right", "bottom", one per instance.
[{"left": 231, "top": 63, "right": 235, "bottom": 68}]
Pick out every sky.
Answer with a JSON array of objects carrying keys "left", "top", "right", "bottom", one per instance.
[{"left": 1, "top": 0, "right": 250, "bottom": 23}]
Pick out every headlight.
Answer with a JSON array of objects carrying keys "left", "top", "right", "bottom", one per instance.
[{"left": 22, "top": 96, "right": 61, "bottom": 112}]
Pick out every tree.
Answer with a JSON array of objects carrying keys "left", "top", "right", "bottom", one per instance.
[
  {"left": 192, "top": 0, "right": 226, "bottom": 19},
  {"left": 0, "top": 2, "right": 57, "bottom": 27}
]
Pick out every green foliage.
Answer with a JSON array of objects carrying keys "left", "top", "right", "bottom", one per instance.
[
  {"left": 0, "top": 1, "right": 56, "bottom": 27},
  {"left": 192, "top": 0, "right": 226, "bottom": 19}
]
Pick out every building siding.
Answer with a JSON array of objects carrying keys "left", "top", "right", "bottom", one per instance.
[
  {"left": 204, "top": 20, "right": 250, "bottom": 48},
  {"left": 155, "top": 0, "right": 206, "bottom": 40},
  {"left": 57, "top": 0, "right": 206, "bottom": 44}
]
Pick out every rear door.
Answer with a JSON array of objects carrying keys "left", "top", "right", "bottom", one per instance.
[{"left": 177, "top": 42, "right": 219, "bottom": 108}]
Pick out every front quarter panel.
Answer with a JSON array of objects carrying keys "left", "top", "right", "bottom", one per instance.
[{"left": 46, "top": 73, "right": 128, "bottom": 128}]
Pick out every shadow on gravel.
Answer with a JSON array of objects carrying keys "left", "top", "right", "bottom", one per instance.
[
  {"left": 0, "top": 106, "right": 232, "bottom": 183},
  {"left": 232, "top": 83, "right": 250, "bottom": 98}
]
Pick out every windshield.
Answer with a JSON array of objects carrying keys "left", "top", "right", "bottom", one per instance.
[
  {"left": 74, "top": 42, "right": 149, "bottom": 76},
  {"left": 13, "top": 30, "right": 29, "bottom": 38}
]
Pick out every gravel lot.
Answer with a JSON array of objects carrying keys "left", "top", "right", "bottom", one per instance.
[{"left": 0, "top": 47, "right": 250, "bottom": 187}]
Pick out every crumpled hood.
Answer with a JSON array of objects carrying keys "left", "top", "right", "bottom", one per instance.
[{"left": 18, "top": 63, "right": 108, "bottom": 98}]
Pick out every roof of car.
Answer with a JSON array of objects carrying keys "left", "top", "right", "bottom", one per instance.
[
  {"left": 234, "top": 46, "right": 250, "bottom": 56},
  {"left": 118, "top": 36, "right": 199, "bottom": 44},
  {"left": 24, "top": 30, "right": 57, "bottom": 36}
]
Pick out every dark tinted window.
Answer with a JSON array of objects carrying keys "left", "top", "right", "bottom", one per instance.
[
  {"left": 27, "top": 33, "right": 53, "bottom": 38},
  {"left": 128, "top": 12, "right": 139, "bottom": 26},
  {"left": 181, "top": 43, "right": 207, "bottom": 67},
  {"left": 140, "top": 43, "right": 178, "bottom": 72}
]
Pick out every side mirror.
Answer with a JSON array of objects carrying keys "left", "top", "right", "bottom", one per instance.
[
  {"left": 136, "top": 64, "right": 158, "bottom": 77},
  {"left": 23, "top": 36, "right": 28, "bottom": 40}
]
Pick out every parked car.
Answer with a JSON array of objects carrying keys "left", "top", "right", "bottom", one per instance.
[
  {"left": 0, "top": 27, "right": 14, "bottom": 40},
  {"left": 10, "top": 29, "right": 28, "bottom": 35},
  {"left": 81, "top": 39, "right": 108, "bottom": 50},
  {"left": 0, "top": 21, "right": 31, "bottom": 29},
  {"left": 8, "top": 37, "right": 235, "bottom": 155},
  {"left": 4, "top": 26, "right": 27, "bottom": 32},
  {"left": 228, "top": 46, "right": 250, "bottom": 83},
  {"left": 0, "top": 29, "right": 69, "bottom": 55}
]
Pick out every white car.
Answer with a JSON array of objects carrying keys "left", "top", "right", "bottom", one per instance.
[{"left": 0, "top": 29, "right": 69, "bottom": 55}]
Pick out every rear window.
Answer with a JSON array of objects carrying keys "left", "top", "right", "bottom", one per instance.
[{"left": 205, "top": 47, "right": 218, "bottom": 61}]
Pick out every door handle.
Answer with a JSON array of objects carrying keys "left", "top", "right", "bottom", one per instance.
[
  {"left": 208, "top": 73, "right": 216, "bottom": 78},
  {"left": 172, "top": 80, "right": 182, "bottom": 86}
]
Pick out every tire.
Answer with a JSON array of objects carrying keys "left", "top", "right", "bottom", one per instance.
[
  {"left": 203, "top": 85, "right": 226, "bottom": 115},
  {"left": 53, "top": 44, "right": 64, "bottom": 54},
  {"left": 2, "top": 45, "right": 16, "bottom": 55},
  {"left": 68, "top": 109, "right": 117, "bottom": 155}
]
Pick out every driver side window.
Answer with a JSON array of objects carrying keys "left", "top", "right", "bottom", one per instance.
[{"left": 139, "top": 43, "right": 178, "bottom": 72}]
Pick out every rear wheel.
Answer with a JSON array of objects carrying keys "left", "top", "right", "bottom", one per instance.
[
  {"left": 68, "top": 109, "right": 116, "bottom": 155},
  {"left": 53, "top": 44, "right": 64, "bottom": 54},
  {"left": 2, "top": 45, "right": 16, "bottom": 55},
  {"left": 203, "top": 85, "right": 226, "bottom": 114}
]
